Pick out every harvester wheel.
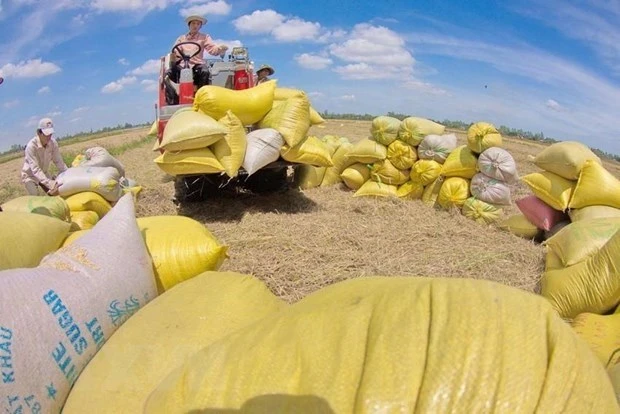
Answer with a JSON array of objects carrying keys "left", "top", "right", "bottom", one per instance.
[
  {"left": 243, "top": 167, "right": 289, "bottom": 194},
  {"left": 174, "top": 175, "right": 221, "bottom": 203}
]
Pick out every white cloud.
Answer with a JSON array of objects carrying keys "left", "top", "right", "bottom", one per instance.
[
  {"left": 73, "top": 106, "right": 89, "bottom": 113},
  {"left": 90, "top": 0, "right": 174, "bottom": 12},
  {"left": 546, "top": 99, "right": 563, "bottom": 111},
  {"left": 69, "top": 117, "right": 81, "bottom": 123},
  {"left": 47, "top": 111, "right": 62, "bottom": 117},
  {"left": 101, "top": 76, "right": 137, "bottom": 93},
  {"left": 0, "top": 59, "right": 61, "bottom": 79},
  {"left": 308, "top": 92, "right": 325, "bottom": 99},
  {"left": 233, "top": 10, "right": 284, "bottom": 35},
  {"left": 141, "top": 79, "right": 158, "bottom": 92},
  {"left": 180, "top": 0, "right": 231, "bottom": 18},
  {"left": 118, "top": 58, "right": 130, "bottom": 66},
  {"left": 129, "top": 59, "right": 160, "bottom": 76},
  {"left": 340, "top": 95, "right": 355, "bottom": 101},
  {"left": 403, "top": 79, "right": 448, "bottom": 95},
  {"left": 295, "top": 53, "right": 332, "bottom": 70},
  {"left": 272, "top": 19, "right": 321, "bottom": 42},
  {"left": 38, "top": 86, "right": 51, "bottom": 94},
  {"left": 3, "top": 100, "right": 20, "bottom": 108}
]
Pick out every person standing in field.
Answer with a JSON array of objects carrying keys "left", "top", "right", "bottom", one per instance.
[
  {"left": 255, "top": 64, "right": 275, "bottom": 85},
  {"left": 21, "top": 117, "right": 67, "bottom": 196}
]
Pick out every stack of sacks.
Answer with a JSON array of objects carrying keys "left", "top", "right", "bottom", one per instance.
[
  {"left": 0, "top": 194, "right": 158, "bottom": 413},
  {"left": 61, "top": 215, "right": 228, "bottom": 293},
  {"left": 57, "top": 165, "right": 123, "bottom": 206},
  {"left": 87, "top": 276, "right": 617, "bottom": 413},
  {"left": 294, "top": 135, "right": 355, "bottom": 189}
]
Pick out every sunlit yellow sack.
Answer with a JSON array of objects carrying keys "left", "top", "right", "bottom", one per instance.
[
  {"left": 572, "top": 309, "right": 620, "bottom": 368},
  {"left": 71, "top": 153, "right": 85, "bottom": 167},
  {"left": 354, "top": 180, "right": 397, "bottom": 198},
  {"left": 467, "top": 122, "right": 502, "bottom": 154},
  {"left": 320, "top": 135, "right": 342, "bottom": 154},
  {"left": 397, "top": 117, "right": 445, "bottom": 147},
  {"left": 437, "top": 177, "right": 470, "bottom": 209},
  {"left": 1, "top": 195, "right": 70, "bottom": 222},
  {"left": 294, "top": 165, "right": 326, "bottom": 190},
  {"left": 259, "top": 96, "right": 310, "bottom": 148},
  {"left": 273, "top": 87, "right": 325, "bottom": 125},
  {"left": 211, "top": 110, "right": 247, "bottom": 178},
  {"left": 521, "top": 171, "right": 575, "bottom": 211},
  {"left": 534, "top": 141, "right": 602, "bottom": 180},
  {"left": 441, "top": 145, "right": 478, "bottom": 179},
  {"left": 541, "top": 229, "right": 620, "bottom": 318},
  {"left": 544, "top": 218, "right": 620, "bottom": 270},
  {"left": 421, "top": 176, "right": 444, "bottom": 206},
  {"left": 387, "top": 140, "right": 417, "bottom": 170},
  {"left": 280, "top": 135, "right": 333, "bottom": 167},
  {"left": 321, "top": 142, "right": 355, "bottom": 187},
  {"left": 154, "top": 147, "right": 224, "bottom": 177},
  {"left": 397, "top": 180, "right": 424, "bottom": 200},
  {"left": 136, "top": 216, "right": 228, "bottom": 293},
  {"left": 499, "top": 213, "right": 540, "bottom": 239},
  {"left": 158, "top": 110, "right": 226, "bottom": 151},
  {"left": 144, "top": 277, "right": 617, "bottom": 414},
  {"left": 148, "top": 120, "right": 158, "bottom": 137},
  {"left": 370, "top": 159, "right": 409, "bottom": 185},
  {"left": 569, "top": 160, "right": 620, "bottom": 209},
  {"left": 309, "top": 107, "right": 325, "bottom": 125},
  {"left": 69, "top": 210, "right": 99, "bottom": 230},
  {"left": 411, "top": 159, "right": 442, "bottom": 186},
  {"left": 370, "top": 116, "right": 401, "bottom": 146},
  {"left": 345, "top": 139, "right": 387, "bottom": 164},
  {"left": 0, "top": 212, "right": 71, "bottom": 270},
  {"left": 341, "top": 164, "right": 371, "bottom": 190},
  {"left": 462, "top": 197, "right": 503, "bottom": 224},
  {"left": 63, "top": 271, "right": 285, "bottom": 414},
  {"left": 194, "top": 80, "right": 276, "bottom": 125},
  {"left": 64, "top": 191, "right": 112, "bottom": 219},
  {"left": 569, "top": 205, "right": 620, "bottom": 222}
]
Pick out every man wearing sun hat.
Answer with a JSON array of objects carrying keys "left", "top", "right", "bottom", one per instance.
[
  {"left": 166, "top": 14, "right": 228, "bottom": 93},
  {"left": 255, "top": 64, "right": 275, "bottom": 84},
  {"left": 21, "top": 117, "right": 67, "bottom": 196}
]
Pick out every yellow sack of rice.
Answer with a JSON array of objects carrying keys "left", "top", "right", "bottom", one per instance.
[
  {"left": 345, "top": 139, "right": 387, "bottom": 164},
  {"left": 71, "top": 153, "right": 85, "bottom": 167},
  {"left": 294, "top": 165, "right": 326, "bottom": 189},
  {"left": 341, "top": 163, "right": 371, "bottom": 190},
  {"left": 273, "top": 87, "right": 325, "bottom": 125},
  {"left": 521, "top": 171, "right": 575, "bottom": 211},
  {"left": 1, "top": 195, "right": 70, "bottom": 222},
  {"left": 541, "top": 229, "right": 620, "bottom": 318},
  {"left": 64, "top": 191, "right": 112, "bottom": 219},
  {"left": 397, "top": 180, "right": 424, "bottom": 200},
  {"left": 136, "top": 216, "right": 228, "bottom": 293},
  {"left": 147, "top": 120, "right": 158, "bottom": 136},
  {"left": 70, "top": 210, "right": 99, "bottom": 230},
  {"left": 63, "top": 272, "right": 286, "bottom": 414},
  {"left": 569, "top": 160, "right": 620, "bottom": 209},
  {"left": 144, "top": 277, "right": 617, "bottom": 413},
  {"left": 534, "top": 141, "right": 602, "bottom": 180},
  {"left": 467, "top": 122, "right": 502, "bottom": 154},
  {"left": 570, "top": 205, "right": 620, "bottom": 222},
  {"left": 0, "top": 212, "right": 71, "bottom": 270},
  {"left": 544, "top": 218, "right": 620, "bottom": 270},
  {"left": 437, "top": 177, "right": 470, "bottom": 209},
  {"left": 572, "top": 308, "right": 620, "bottom": 367},
  {"left": 281, "top": 135, "right": 333, "bottom": 167},
  {"left": 462, "top": 197, "right": 503, "bottom": 224},
  {"left": 194, "top": 80, "right": 276, "bottom": 125},
  {"left": 370, "top": 159, "right": 409, "bottom": 185},
  {"left": 321, "top": 134, "right": 343, "bottom": 154},
  {"left": 440, "top": 145, "right": 478, "bottom": 179},
  {"left": 354, "top": 180, "right": 397, "bottom": 198},
  {"left": 410, "top": 159, "right": 442, "bottom": 186},
  {"left": 211, "top": 110, "right": 247, "bottom": 178},
  {"left": 610, "top": 364, "right": 620, "bottom": 404},
  {"left": 258, "top": 96, "right": 310, "bottom": 148},
  {"left": 499, "top": 213, "right": 540, "bottom": 239},
  {"left": 158, "top": 110, "right": 227, "bottom": 151},
  {"left": 370, "top": 116, "right": 401, "bottom": 146},
  {"left": 422, "top": 176, "right": 444, "bottom": 206},
  {"left": 397, "top": 117, "right": 445, "bottom": 146},
  {"left": 387, "top": 140, "right": 417, "bottom": 170},
  {"left": 154, "top": 147, "right": 224, "bottom": 177},
  {"left": 321, "top": 142, "right": 355, "bottom": 187}
]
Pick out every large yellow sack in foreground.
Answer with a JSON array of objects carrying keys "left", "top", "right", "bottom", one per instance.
[
  {"left": 569, "top": 205, "right": 620, "bottom": 222},
  {"left": 397, "top": 117, "right": 445, "bottom": 146},
  {"left": 280, "top": 135, "right": 333, "bottom": 167},
  {"left": 0, "top": 212, "right": 71, "bottom": 270},
  {"left": 569, "top": 160, "right": 620, "bottom": 209},
  {"left": 321, "top": 142, "right": 355, "bottom": 186},
  {"left": 194, "top": 80, "right": 276, "bottom": 125},
  {"left": 499, "top": 213, "right": 540, "bottom": 239},
  {"left": 541, "top": 229, "right": 620, "bottom": 318},
  {"left": 534, "top": 141, "right": 601, "bottom": 180},
  {"left": 462, "top": 197, "right": 503, "bottom": 224},
  {"left": 212, "top": 110, "right": 247, "bottom": 178},
  {"left": 64, "top": 191, "right": 112, "bottom": 218},
  {"left": 345, "top": 139, "right": 387, "bottom": 164},
  {"left": 147, "top": 120, "right": 158, "bottom": 136},
  {"left": 70, "top": 210, "right": 99, "bottom": 230},
  {"left": 258, "top": 96, "right": 310, "bottom": 148},
  {"left": 273, "top": 87, "right": 325, "bottom": 125},
  {"left": 467, "top": 122, "right": 502, "bottom": 154},
  {"left": 440, "top": 145, "right": 478, "bottom": 179},
  {"left": 158, "top": 110, "right": 226, "bottom": 151},
  {"left": 341, "top": 163, "right": 370, "bottom": 190},
  {"left": 1, "top": 195, "right": 70, "bottom": 222},
  {"left": 63, "top": 272, "right": 286, "bottom": 414},
  {"left": 521, "top": 171, "right": 575, "bottom": 211},
  {"left": 145, "top": 277, "right": 617, "bottom": 413},
  {"left": 154, "top": 147, "right": 224, "bottom": 177},
  {"left": 437, "top": 177, "right": 470, "bottom": 209},
  {"left": 572, "top": 309, "right": 620, "bottom": 367},
  {"left": 354, "top": 180, "right": 397, "bottom": 198}
]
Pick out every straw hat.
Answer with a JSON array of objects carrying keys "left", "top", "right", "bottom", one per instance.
[
  {"left": 185, "top": 15, "right": 207, "bottom": 25},
  {"left": 257, "top": 64, "right": 275, "bottom": 76}
]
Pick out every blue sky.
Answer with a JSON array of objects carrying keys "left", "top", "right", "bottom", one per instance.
[{"left": 1, "top": 0, "right": 619, "bottom": 155}]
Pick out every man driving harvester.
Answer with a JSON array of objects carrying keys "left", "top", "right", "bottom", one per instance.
[{"left": 164, "top": 14, "right": 228, "bottom": 103}]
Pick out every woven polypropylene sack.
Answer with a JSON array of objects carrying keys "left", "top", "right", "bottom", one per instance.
[
  {"left": 569, "top": 205, "right": 620, "bottom": 222},
  {"left": 354, "top": 180, "right": 397, "bottom": 198},
  {"left": 345, "top": 139, "right": 387, "bottom": 164},
  {"left": 478, "top": 147, "right": 518, "bottom": 183},
  {"left": 154, "top": 147, "right": 224, "bottom": 177},
  {"left": 341, "top": 164, "right": 371, "bottom": 190},
  {"left": 321, "top": 142, "right": 355, "bottom": 186},
  {"left": 410, "top": 159, "right": 442, "bottom": 186},
  {"left": 64, "top": 191, "right": 112, "bottom": 219},
  {"left": 242, "top": 128, "right": 284, "bottom": 176},
  {"left": 387, "top": 140, "right": 417, "bottom": 170},
  {"left": 158, "top": 110, "right": 226, "bottom": 152},
  {"left": 258, "top": 96, "right": 310, "bottom": 148},
  {"left": 397, "top": 180, "right": 424, "bottom": 200},
  {"left": 144, "top": 277, "right": 618, "bottom": 413},
  {"left": 533, "top": 141, "right": 601, "bottom": 180},
  {"left": 397, "top": 117, "right": 445, "bottom": 147},
  {"left": 417, "top": 134, "right": 458, "bottom": 164},
  {"left": 462, "top": 197, "right": 503, "bottom": 225},
  {"left": 370, "top": 116, "right": 401, "bottom": 146},
  {"left": 569, "top": 160, "right": 620, "bottom": 209},
  {"left": 1, "top": 195, "right": 70, "bottom": 222},
  {"left": 470, "top": 173, "right": 511, "bottom": 205},
  {"left": 437, "top": 177, "right": 470, "bottom": 209},
  {"left": 521, "top": 171, "right": 575, "bottom": 211},
  {"left": 62, "top": 272, "right": 285, "bottom": 414},
  {"left": 280, "top": 136, "right": 334, "bottom": 167},
  {"left": 82, "top": 147, "right": 126, "bottom": 177},
  {"left": 572, "top": 310, "right": 620, "bottom": 367},
  {"left": 57, "top": 166, "right": 123, "bottom": 202},
  {"left": 370, "top": 159, "right": 409, "bottom": 185},
  {"left": 467, "top": 122, "right": 503, "bottom": 154},
  {"left": 212, "top": 110, "right": 247, "bottom": 178},
  {"left": 69, "top": 210, "right": 99, "bottom": 230},
  {"left": 440, "top": 145, "right": 478, "bottom": 179},
  {"left": 294, "top": 165, "right": 326, "bottom": 190},
  {"left": 515, "top": 195, "right": 567, "bottom": 231},
  {"left": 499, "top": 213, "right": 540, "bottom": 239},
  {"left": 0, "top": 194, "right": 157, "bottom": 413}
]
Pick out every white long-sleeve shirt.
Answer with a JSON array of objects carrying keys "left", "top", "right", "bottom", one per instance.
[{"left": 21, "top": 135, "right": 67, "bottom": 187}]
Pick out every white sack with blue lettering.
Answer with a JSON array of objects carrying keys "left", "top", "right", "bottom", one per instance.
[{"left": 0, "top": 194, "right": 157, "bottom": 413}]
